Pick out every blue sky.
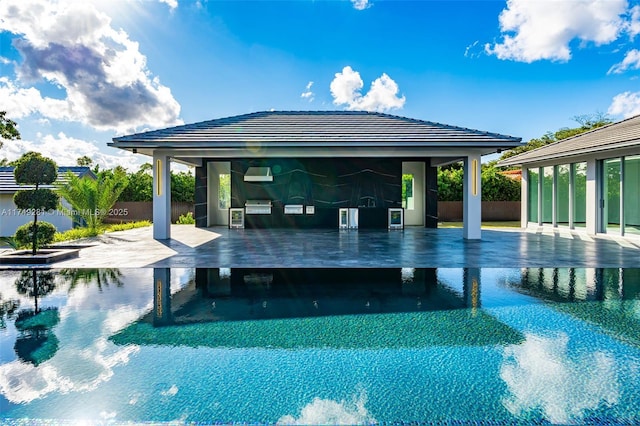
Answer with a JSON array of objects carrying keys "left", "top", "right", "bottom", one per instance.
[{"left": 1, "top": 0, "right": 640, "bottom": 169}]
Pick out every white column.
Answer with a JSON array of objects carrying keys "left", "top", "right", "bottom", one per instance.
[
  {"left": 463, "top": 153, "right": 482, "bottom": 239},
  {"left": 153, "top": 152, "right": 171, "bottom": 240},
  {"left": 586, "top": 159, "right": 597, "bottom": 235},
  {"left": 520, "top": 168, "right": 528, "bottom": 228}
]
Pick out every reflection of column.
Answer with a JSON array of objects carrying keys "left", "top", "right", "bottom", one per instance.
[
  {"left": 593, "top": 268, "right": 605, "bottom": 301},
  {"left": 153, "top": 268, "right": 172, "bottom": 326},
  {"left": 196, "top": 268, "right": 231, "bottom": 297},
  {"left": 463, "top": 268, "right": 481, "bottom": 313}
]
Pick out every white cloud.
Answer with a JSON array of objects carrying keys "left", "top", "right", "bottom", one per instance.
[
  {"left": 0, "top": 269, "right": 155, "bottom": 404},
  {"left": 627, "top": 5, "right": 640, "bottom": 38},
  {"left": 351, "top": 0, "right": 371, "bottom": 11},
  {"left": 608, "top": 49, "right": 640, "bottom": 73},
  {"left": 330, "top": 66, "right": 405, "bottom": 113},
  {"left": 464, "top": 40, "right": 481, "bottom": 58},
  {"left": 501, "top": 333, "right": 619, "bottom": 424},
  {"left": 485, "top": 0, "right": 628, "bottom": 62},
  {"left": 278, "top": 390, "right": 376, "bottom": 425},
  {"left": 0, "top": 0, "right": 182, "bottom": 134},
  {"left": 608, "top": 91, "right": 640, "bottom": 118},
  {"left": 301, "top": 81, "right": 315, "bottom": 102},
  {"left": 159, "top": 0, "right": 178, "bottom": 10},
  {"left": 0, "top": 132, "right": 143, "bottom": 170},
  {"left": 0, "top": 77, "right": 77, "bottom": 123}
]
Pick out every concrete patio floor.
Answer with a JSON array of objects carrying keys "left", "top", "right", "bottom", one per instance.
[{"left": 2, "top": 225, "right": 639, "bottom": 269}]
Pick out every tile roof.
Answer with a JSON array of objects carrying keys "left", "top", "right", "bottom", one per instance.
[
  {"left": 498, "top": 114, "right": 640, "bottom": 166},
  {"left": 111, "top": 111, "right": 522, "bottom": 148},
  {"left": 0, "top": 166, "right": 95, "bottom": 193}
]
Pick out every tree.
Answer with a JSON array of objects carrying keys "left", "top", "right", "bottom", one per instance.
[
  {"left": 499, "top": 113, "right": 613, "bottom": 162},
  {"left": 118, "top": 163, "right": 152, "bottom": 202},
  {"left": 117, "top": 164, "right": 195, "bottom": 203},
  {"left": 437, "top": 162, "right": 520, "bottom": 201},
  {"left": 12, "top": 152, "right": 60, "bottom": 254},
  {"left": 76, "top": 156, "right": 93, "bottom": 167},
  {"left": 171, "top": 170, "right": 195, "bottom": 202},
  {"left": 55, "top": 168, "right": 128, "bottom": 232},
  {"left": 0, "top": 111, "right": 20, "bottom": 150}
]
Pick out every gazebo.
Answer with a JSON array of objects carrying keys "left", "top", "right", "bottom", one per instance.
[{"left": 109, "top": 111, "right": 522, "bottom": 240}]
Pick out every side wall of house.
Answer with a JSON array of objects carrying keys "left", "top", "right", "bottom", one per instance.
[{"left": 0, "top": 194, "right": 73, "bottom": 237}]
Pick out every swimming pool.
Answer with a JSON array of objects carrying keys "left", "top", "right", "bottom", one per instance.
[{"left": 0, "top": 267, "right": 639, "bottom": 424}]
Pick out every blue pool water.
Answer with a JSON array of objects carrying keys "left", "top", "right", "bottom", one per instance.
[{"left": 0, "top": 267, "right": 639, "bottom": 424}]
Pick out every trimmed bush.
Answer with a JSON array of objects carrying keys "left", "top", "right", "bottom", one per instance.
[
  {"left": 15, "top": 222, "right": 57, "bottom": 250},
  {"left": 13, "top": 189, "right": 59, "bottom": 212}
]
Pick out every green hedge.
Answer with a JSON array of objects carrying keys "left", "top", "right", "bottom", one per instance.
[{"left": 437, "top": 164, "right": 520, "bottom": 201}]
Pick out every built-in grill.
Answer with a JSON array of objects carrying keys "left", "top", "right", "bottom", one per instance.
[{"left": 245, "top": 200, "right": 272, "bottom": 215}]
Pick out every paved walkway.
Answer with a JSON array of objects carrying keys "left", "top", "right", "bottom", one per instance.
[{"left": 2, "top": 225, "right": 638, "bottom": 269}]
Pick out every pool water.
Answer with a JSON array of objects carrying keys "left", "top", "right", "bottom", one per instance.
[{"left": 0, "top": 267, "right": 639, "bottom": 424}]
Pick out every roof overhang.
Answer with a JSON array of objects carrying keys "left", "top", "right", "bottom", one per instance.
[{"left": 109, "top": 111, "right": 523, "bottom": 166}]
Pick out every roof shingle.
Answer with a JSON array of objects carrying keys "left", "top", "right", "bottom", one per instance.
[
  {"left": 111, "top": 111, "right": 522, "bottom": 148},
  {"left": 498, "top": 114, "right": 640, "bottom": 166},
  {"left": 0, "top": 166, "right": 95, "bottom": 193}
]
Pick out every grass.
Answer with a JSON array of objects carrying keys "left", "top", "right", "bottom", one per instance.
[
  {"left": 438, "top": 221, "right": 521, "bottom": 229},
  {"left": 52, "top": 221, "right": 152, "bottom": 243}
]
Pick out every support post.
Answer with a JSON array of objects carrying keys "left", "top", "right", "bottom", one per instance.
[
  {"left": 153, "top": 152, "right": 171, "bottom": 239},
  {"left": 463, "top": 154, "right": 482, "bottom": 239}
]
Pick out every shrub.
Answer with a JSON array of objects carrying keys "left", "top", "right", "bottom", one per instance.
[
  {"left": 53, "top": 227, "right": 101, "bottom": 243},
  {"left": 176, "top": 212, "right": 195, "bottom": 224},
  {"left": 106, "top": 221, "right": 152, "bottom": 232},
  {"left": 15, "top": 222, "right": 57, "bottom": 250}
]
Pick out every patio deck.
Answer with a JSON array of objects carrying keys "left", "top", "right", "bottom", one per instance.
[{"left": 2, "top": 225, "right": 637, "bottom": 269}]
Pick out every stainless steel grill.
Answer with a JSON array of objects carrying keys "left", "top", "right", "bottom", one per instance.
[{"left": 245, "top": 200, "right": 272, "bottom": 214}]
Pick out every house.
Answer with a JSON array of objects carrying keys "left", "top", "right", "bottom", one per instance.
[
  {"left": 498, "top": 114, "right": 640, "bottom": 239},
  {"left": 0, "top": 166, "right": 96, "bottom": 237},
  {"left": 110, "top": 111, "right": 522, "bottom": 240}
]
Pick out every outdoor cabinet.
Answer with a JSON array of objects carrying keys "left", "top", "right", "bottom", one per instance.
[{"left": 339, "top": 208, "right": 359, "bottom": 229}]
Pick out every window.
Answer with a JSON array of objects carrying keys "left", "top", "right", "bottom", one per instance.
[
  {"left": 572, "top": 162, "right": 586, "bottom": 228},
  {"left": 624, "top": 155, "right": 640, "bottom": 235},
  {"left": 604, "top": 158, "right": 621, "bottom": 234},
  {"left": 542, "top": 166, "right": 554, "bottom": 224},
  {"left": 219, "top": 173, "right": 230, "bottom": 209},
  {"left": 556, "top": 164, "right": 569, "bottom": 226},
  {"left": 528, "top": 168, "right": 539, "bottom": 223},
  {"left": 402, "top": 174, "right": 414, "bottom": 210}
]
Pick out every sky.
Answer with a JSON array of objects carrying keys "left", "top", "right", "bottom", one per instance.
[{"left": 1, "top": 0, "right": 640, "bottom": 170}]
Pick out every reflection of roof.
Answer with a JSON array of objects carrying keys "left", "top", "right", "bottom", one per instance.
[
  {"left": 498, "top": 114, "right": 640, "bottom": 166},
  {"left": 111, "top": 309, "right": 524, "bottom": 349},
  {"left": 0, "top": 166, "right": 95, "bottom": 194},
  {"left": 110, "top": 111, "right": 522, "bottom": 158}
]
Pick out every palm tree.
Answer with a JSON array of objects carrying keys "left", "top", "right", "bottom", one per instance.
[
  {"left": 59, "top": 268, "right": 124, "bottom": 292},
  {"left": 55, "top": 169, "right": 128, "bottom": 232}
]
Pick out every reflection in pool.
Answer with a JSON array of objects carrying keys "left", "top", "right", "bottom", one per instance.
[{"left": 0, "top": 267, "right": 638, "bottom": 424}]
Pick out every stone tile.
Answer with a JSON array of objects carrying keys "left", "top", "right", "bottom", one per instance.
[{"left": 3, "top": 225, "right": 633, "bottom": 269}]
